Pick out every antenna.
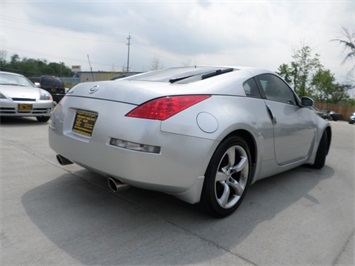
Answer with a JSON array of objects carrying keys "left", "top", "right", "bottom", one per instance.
[{"left": 87, "top": 54, "right": 95, "bottom": 81}]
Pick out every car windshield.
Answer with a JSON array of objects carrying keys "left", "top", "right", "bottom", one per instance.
[
  {"left": 126, "top": 66, "right": 236, "bottom": 84},
  {"left": 0, "top": 72, "right": 35, "bottom": 87}
]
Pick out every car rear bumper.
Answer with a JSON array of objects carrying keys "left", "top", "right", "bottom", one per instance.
[{"left": 48, "top": 97, "right": 218, "bottom": 203}]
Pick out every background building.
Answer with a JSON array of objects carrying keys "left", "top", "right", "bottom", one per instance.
[{"left": 78, "top": 71, "right": 141, "bottom": 83}]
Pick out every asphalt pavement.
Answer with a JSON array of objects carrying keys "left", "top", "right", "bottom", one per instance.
[{"left": 1, "top": 117, "right": 354, "bottom": 265}]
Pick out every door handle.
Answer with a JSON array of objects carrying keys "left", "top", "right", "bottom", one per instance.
[{"left": 266, "top": 105, "right": 277, "bottom": 125}]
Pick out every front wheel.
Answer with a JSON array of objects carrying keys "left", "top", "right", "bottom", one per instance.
[{"left": 201, "top": 136, "right": 252, "bottom": 218}]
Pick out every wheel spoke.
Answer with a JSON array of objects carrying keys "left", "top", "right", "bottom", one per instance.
[
  {"left": 216, "top": 171, "right": 227, "bottom": 182},
  {"left": 228, "top": 178, "right": 244, "bottom": 196},
  {"left": 227, "top": 148, "right": 236, "bottom": 167},
  {"left": 217, "top": 182, "right": 230, "bottom": 208},
  {"left": 231, "top": 156, "right": 248, "bottom": 173}
]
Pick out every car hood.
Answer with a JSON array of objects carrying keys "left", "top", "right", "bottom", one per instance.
[{"left": 1, "top": 85, "right": 41, "bottom": 99}]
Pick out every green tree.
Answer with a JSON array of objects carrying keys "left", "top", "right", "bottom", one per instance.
[
  {"left": 150, "top": 56, "right": 163, "bottom": 71},
  {"left": 277, "top": 45, "right": 350, "bottom": 103},
  {"left": 276, "top": 45, "right": 322, "bottom": 97},
  {"left": 0, "top": 51, "right": 73, "bottom": 77},
  {"left": 10, "top": 54, "right": 20, "bottom": 64},
  {"left": 0, "top": 50, "right": 7, "bottom": 69},
  {"left": 277, "top": 63, "right": 292, "bottom": 84},
  {"left": 311, "top": 69, "right": 349, "bottom": 103},
  {"left": 347, "top": 98, "right": 355, "bottom": 106},
  {"left": 332, "top": 27, "right": 355, "bottom": 65},
  {"left": 8, "top": 54, "right": 21, "bottom": 72},
  {"left": 332, "top": 27, "right": 355, "bottom": 82}
]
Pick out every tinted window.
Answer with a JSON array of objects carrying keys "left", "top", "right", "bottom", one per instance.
[
  {"left": 41, "top": 76, "right": 64, "bottom": 88},
  {"left": 243, "top": 78, "right": 261, "bottom": 98},
  {"left": 126, "top": 67, "right": 236, "bottom": 83},
  {"left": 256, "top": 74, "right": 296, "bottom": 105}
]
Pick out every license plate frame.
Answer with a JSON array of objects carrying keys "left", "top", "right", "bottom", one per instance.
[
  {"left": 18, "top": 104, "right": 33, "bottom": 112},
  {"left": 72, "top": 110, "right": 98, "bottom": 137}
]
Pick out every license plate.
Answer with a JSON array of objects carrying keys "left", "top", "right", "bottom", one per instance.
[
  {"left": 18, "top": 104, "right": 33, "bottom": 112},
  {"left": 72, "top": 111, "right": 98, "bottom": 137}
]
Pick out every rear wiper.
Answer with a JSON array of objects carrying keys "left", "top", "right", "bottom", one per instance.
[
  {"left": 169, "top": 68, "right": 234, "bottom": 83},
  {"left": 201, "top": 68, "right": 234, "bottom": 79},
  {"left": 169, "top": 75, "right": 195, "bottom": 83}
]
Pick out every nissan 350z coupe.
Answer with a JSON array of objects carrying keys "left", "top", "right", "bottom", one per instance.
[{"left": 49, "top": 66, "right": 331, "bottom": 217}]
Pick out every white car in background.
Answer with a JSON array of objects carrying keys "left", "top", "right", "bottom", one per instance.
[
  {"left": 349, "top": 112, "right": 355, "bottom": 124},
  {"left": 0, "top": 71, "right": 53, "bottom": 122}
]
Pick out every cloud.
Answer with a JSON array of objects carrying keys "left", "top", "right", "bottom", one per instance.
[{"left": 1, "top": 0, "right": 353, "bottom": 81}]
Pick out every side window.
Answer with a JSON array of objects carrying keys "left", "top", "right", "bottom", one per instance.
[
  {"left": 243, "top": 78, "right": 261, "bottom": 98},
  {"left": 256, "top": 74, "right": 296, "bottom": 105}
]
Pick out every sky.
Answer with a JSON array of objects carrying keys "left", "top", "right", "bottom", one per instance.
[{"left": 1, "top": 0, "right": 354, "bottom": 83}]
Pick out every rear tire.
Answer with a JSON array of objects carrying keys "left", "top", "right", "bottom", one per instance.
[
  {"left": 201, "top": 136, "right": 252, "bottom": 218},
  {"left": 311, "top": 131, "right": 328, "bottom": 169}
]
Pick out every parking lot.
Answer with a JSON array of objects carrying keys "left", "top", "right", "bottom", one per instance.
[{"left": 1, "top": 117, "right": 354, "bottom": 265}]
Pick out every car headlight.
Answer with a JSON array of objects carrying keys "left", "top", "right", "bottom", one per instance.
[
  {"left": 39, "top": 91, "right": 52, "bottom": 100},
  {"left": 0, "top": 92, "right": 7, "bottom": 99}
]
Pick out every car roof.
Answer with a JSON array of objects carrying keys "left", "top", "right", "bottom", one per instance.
[{"left": 126, "top": 66, "right": 272, "bottom": 83}]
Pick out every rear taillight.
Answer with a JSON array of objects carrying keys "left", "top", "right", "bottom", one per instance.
[{"left": 126, "top": 95, "right": 211, "bottom": 121}]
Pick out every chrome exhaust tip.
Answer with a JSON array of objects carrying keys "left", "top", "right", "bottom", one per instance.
[
  {"left": 108, "top": 177, "right": 130, "bottom": 192},
  {"left": 56, "top": 154, "right": 73, "bottom": 165}
]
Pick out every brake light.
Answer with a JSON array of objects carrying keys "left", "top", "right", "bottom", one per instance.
[{"left": 126, "top": 95, "right": 211, "bottom": 121}]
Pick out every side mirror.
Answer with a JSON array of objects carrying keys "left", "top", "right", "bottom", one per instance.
[
  {"left": 34, "top": 82, "right": 41, "bottom": 88},
  {"left": 301, "top": 96, "right": 314, "bottom": 107}
]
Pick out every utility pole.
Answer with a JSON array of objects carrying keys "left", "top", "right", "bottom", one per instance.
[
  {"left": 87, "top": 54, "right": 95, "bottom": 81},
  {"left": 126, "top": 34, "right": 131, "bottom": 73}
]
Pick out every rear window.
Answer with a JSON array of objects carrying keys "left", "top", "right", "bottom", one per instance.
[
  {"left": 126, "top": 67, "right": 236, "bottom": 84},
  {"left": 41, "top": 76, "right": 64, "bottom": 87}
]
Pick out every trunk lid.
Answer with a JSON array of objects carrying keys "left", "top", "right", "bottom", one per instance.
[
  {"left": 67, "top": 80, "right": 206, "bottom": 105},
  {"left": 66, "top": 80, "right": 183, "bottom": 105}
]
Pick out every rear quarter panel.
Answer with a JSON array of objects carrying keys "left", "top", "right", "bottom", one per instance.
[{"left": 161, "top": 95, "right": 275, "bottom": 182}]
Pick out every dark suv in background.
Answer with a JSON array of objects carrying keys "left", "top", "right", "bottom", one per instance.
[{"left": 30, "top": 76, "right": 65, "bottom": 103}]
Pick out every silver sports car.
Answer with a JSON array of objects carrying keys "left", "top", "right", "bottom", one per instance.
[
  {"left": 49, "top": 66, "right": 331, "bottom": 217},
  {"left": 0, "top": 71, "right": 53, "bottom": 122}
]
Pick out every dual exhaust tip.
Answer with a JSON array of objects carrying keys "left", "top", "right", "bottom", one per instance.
[
  {"left": 56, "top": 154, "right": 129, "bottom": 192},
  {"left": 56, "top": 154, "right": 73, "bottom": 165},
  {"left": 107, "top": 177, "right": 130, "bottom": 192}
]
